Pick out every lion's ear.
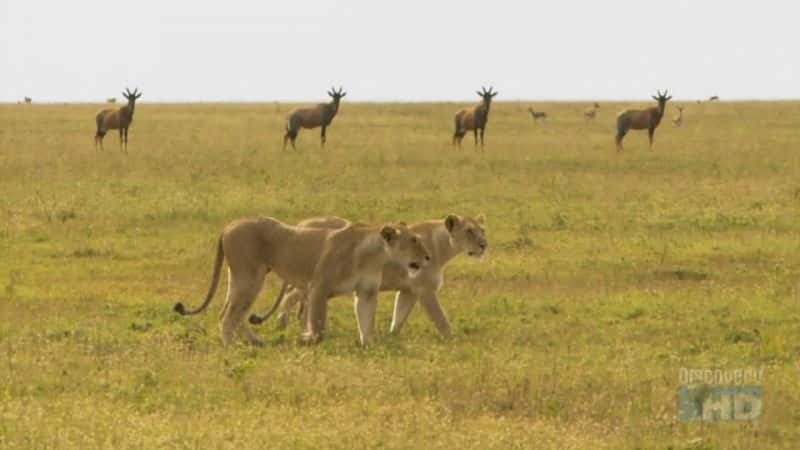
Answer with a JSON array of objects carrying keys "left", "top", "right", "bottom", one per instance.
[
  {"left": 380, "top": 225, "right": 398, "bottom": 243},
  {"left": 445, "top": 214, "right": 459, "bottom": 232},
  {"left": 476, "top": 214, "right": 486, "bottom": 225}
]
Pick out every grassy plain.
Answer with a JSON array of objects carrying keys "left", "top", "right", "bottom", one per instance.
[{"left": 1, "top": 100, "right": 799, "bottom": 449}]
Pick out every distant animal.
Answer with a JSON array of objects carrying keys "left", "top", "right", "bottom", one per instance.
[
  {"left": 708, "top": 95, "right": 720, "bottom": 102},
  {"left": 453, "top": 86, "right": 498, "bottom": 150},
  {"left": 528, "top": 107, "right": 547, "bottom": 123},
  {"left": 584, "top": 102, "right": 600, "bottom": 123},
  {"left": 249, "top": 214, "right": 488, "bottom": 338},
  {"left": 615, "top": 90, "right": 672, "bottom": 152},
  {"left": 94, "top": 87, "right": 142, "bottom": 152},
  {"left": 283, "top": 87, "right": 346, "bottom": 151},
  {"left": 173, "top": 217, "right": 430, "bottom": 346},
  {"left": 24, "top": 97, "right": 31, "bottom": 104},
  {"left": 672, "top": 105, "right": 684, "bottom": 127},
  {"left": 106, "top": 97, "right": 116, "bottom": 104}
]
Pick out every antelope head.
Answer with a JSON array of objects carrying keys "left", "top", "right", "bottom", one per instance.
[
  {"left": 123, "top": 87, "right": 142, "bottom": 106},
  {"left": 652, "top": 90, "right": 672, "bottom": 112},
  {"left": 327, "top": 86, "right": 347, "bottom": 105},
  {"left": 477, "top": 86, "right": 498, "bottom": 106}
]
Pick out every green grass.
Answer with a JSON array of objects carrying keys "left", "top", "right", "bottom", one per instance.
[{"left": 1, "top": 100, "right": 799, "bottom": 448}]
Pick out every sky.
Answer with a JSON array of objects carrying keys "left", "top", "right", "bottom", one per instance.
[{"left": 1, "top": 0, "right": 798, "bottom": 103}]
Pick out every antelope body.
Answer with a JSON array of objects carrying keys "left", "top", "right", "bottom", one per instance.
[
  {"left": 615, "top": 90, "right": 671, "bottom": 152},
  {"left": 671, "top": 105, "right": 684, "bottom": 127},
  {"left": 708, "top": 95, "right": 719, "bottom": 102},
  {"left": 528, "top": 107, "right": 547, "bottom": 123},
  {"left": 453, "top": 86, "right": 498, "bottom": 150},
  {"left": 584, "top": 102, "right": 600, "bottom": 123},
  {"left": 24, "top": 97, "right": 31, "bottom": 104},
  {"left": 107, "top": 97, "right": 116, "bottom": 103},
  {"left": 94, "top": 87, "right": 142, "bottom": 153},
  {"left": 283, "top": 87, "right": 346, "bottom": 151}
]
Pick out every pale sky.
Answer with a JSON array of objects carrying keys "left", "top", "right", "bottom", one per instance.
[{"left": 1, "top": 0, "right": 798, "bottom": 102}]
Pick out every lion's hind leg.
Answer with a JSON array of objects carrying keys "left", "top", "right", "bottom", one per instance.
[{"left": 219, "top": 266, "right": 268, "bottom": 346}]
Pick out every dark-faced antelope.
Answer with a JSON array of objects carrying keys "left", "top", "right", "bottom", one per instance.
[
  {"left": 94, "top": 87, "right": 142, "bottom": 153},
  {"left": 584, "top": 102, "right": 600, "bottom": 123},
  {"left": 107, "top": 97, "right": 116, "bottom": 104},
  {"left": 453, "top": 86, "right": 498, "bottom": 149},
  {"left": 528, "top": 107, "right": 547, "bottom": 123},
  {"left": 615, "top": 90, "right": 672, "bottom": 152},
  {"left": 671, "top": 105, "right": 684, "bottom": 127},
  {"left": 283, "top": 87, "right": 346, "bottom": 151},
  {"left": 24, "top": 97, "right": 31, "bottom": 104}
]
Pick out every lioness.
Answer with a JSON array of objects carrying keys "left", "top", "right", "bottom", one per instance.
[
  {"left": 249, "top": 214, "right": 487, "bottom": 337},
  {"left": 174, "top": 217, "right": 430, "bottom": 345}
]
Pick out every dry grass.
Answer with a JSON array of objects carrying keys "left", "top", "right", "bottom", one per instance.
[{"left": 1, "top": 100, "right": 799, "bottom": 449}]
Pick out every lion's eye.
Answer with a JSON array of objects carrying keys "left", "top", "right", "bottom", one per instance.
[{"left": 467, "top": 228, "right": 475, "bottom": 235}]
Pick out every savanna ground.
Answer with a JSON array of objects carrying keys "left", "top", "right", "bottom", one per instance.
[{"left": 1, "top": 100, "right": 799, "bottom": 449}]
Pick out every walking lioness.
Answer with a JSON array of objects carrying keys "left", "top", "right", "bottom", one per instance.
[
  {"left": 249, "top": 214, "right": 487, "bottom": 337},
  {"left": 174, "top": 217, "right": 430, "bottom": 345}
]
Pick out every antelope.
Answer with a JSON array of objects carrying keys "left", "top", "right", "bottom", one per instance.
[
  {"left": 107, "top": 97, "right": 116, "bottom": 103},
  {"left": 671, "top": 105, "right": 684, "bottom": 127},
  {"left": 584, "top": 102, "right": 600, "bottom": 123},
  {"left": 453, "top": 86, "right": 498, "bottom": 149},
  {"left": 615, "top": 90, "right": 672, "bottom": 152},
  {"left": 283, "top": 87, "right": 346, "bottom": 151},
  {"left": 528, "top": 107, "right": 547, "bottom": 123},
  {"left": 94, "top": 87, "right": 142, "bottom": 153},
  {"left": 24, "top": 97, "right": 31, "bottom": 104},
  {"left": 708, "top": 95, "right": 719, "bottom": 102}
]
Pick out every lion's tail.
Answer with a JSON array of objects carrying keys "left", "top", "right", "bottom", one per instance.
[
  {"left": 248, "top": 282, "right": 289, "bottom": 325},
  {"left": 173, "top": 235, "right": 224, "bottom": 316}
]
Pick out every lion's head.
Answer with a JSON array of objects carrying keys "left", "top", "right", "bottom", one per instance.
[
  {"left": 381, "top": 224, "right": 431, "bottom": 276},
  {"left": 445, "top": 214, "right": 487, "bottom": 258}
]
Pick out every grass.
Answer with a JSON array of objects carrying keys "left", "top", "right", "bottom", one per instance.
[{"left": 1, "top": 100, "right": 799, "bottom": 449}]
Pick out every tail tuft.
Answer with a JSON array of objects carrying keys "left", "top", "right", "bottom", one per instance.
[
  {"left": 174, "top": 302, "right": 187, "bottom": 315},
  {"left": 248, "top": 314, "right": 264, "bottom": 325}
]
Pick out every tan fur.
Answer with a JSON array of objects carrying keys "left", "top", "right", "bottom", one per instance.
[
  {"left": 671, "top": 105, "right": 684, "bottom": 127},
  {"left": 251, "top": 214, "right": 488, "bottom": 338},
  {"left": 453, "top": 87, "right": 498, "bottom": 150},
  {"left": 584, "top": 102, "right": 600, "bottom": 123},
  {"left": 283, "top": 87, "right": 346, "bottom": 150},
  {"left": 615, "top": 90, "right": 672, "bottom": 152},
  {"left": 174, "top": 217, "right": 430, "bottom": 346},
  {"left": 95, "top": 87, "right": 142, "bottom": 153}
]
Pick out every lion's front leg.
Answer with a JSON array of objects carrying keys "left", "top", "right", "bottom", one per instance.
[
  {"left": 419, "top": 293, "right": 451, "bottom": 338},
  {"left": 389, "top": 290, "right": 417, "bottom": 335},
  {"left": 301, "top": 286, "right": 328, "bottom": 344},
  {"left": 354, "top": 288, "right": 378, "bottom": 346}
]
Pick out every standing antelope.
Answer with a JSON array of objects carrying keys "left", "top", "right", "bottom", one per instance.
[
  {"left": 528, "top": 107, "right": 547, "bottom": 123},
  {"left": 283, "top": 87, "right": 346, "bottom": 151},
  {"left": 24, "top": 97, "right": 31, "bottom": 104},
  {"left": 584, "top": 102, "right": 600, "bottom": 123},
  {"left": 708, "top": 95, "right": 719, "bottom": 102},
  {"left": 94, "top": 87, "right": 142, "bottom": 153},
  {"left": 671, "top": 105, "right": 684, "bottom": 127},
  {"left": 106, "top": 97, "right": 116, "bottom": 104},
  {"left": 615, "top": 90, "right": 672, "bottom": 152},
  {"left": 453, "top": 86, "right": 498, "bottom": 150}
]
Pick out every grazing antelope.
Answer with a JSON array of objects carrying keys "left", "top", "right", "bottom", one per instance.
[
  {"left": 453, "top": 86, "right": 498, "bottom": 149},
  {"left": 671, "top": 105, "right": 684, "bottom": 127},
  {"left": 615, "top": 90, "right": 672, "bottom": 152},
  {"left": 24, "top": 97, "right": 31, "bottom": 104},
  {"left": 584, "top": 102, "right": 600, "bottom": 123},
  {"left": 106, "top": 97, "right": 116, "bottom": 104},
  {"left": 94, "top": 87, "right": 142, "bottom": 153},
  {"left": 528, "top": 107, "right": 547, "bottom": 123},
  {"left": 708, "top": 95, "right": 719, "bottom": 102},
  {"left": 283, "top": 87, "right": 346, "bottom": 151}
]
